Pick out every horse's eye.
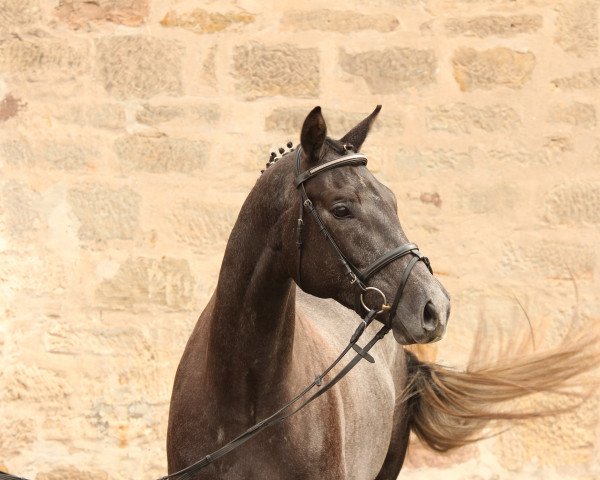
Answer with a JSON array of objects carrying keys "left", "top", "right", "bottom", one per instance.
[{"left": 332, "top": 205, "right": 351, "bottom": 218}]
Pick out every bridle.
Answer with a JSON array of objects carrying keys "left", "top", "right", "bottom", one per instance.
[{"left": 294, "top": 145, "right": 433, "bottom": 327}]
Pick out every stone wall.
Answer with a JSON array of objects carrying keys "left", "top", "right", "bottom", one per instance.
[{"left": 1, "top": 1, "right": 599, "bottom": 479}]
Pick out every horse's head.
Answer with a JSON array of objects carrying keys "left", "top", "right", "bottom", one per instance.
[{"left": 273, "top": 106, "right": 450, "bottom": 345}]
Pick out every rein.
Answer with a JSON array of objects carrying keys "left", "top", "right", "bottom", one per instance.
[{"left": 158, "top": 311, "right": 388, "bottom": 480}]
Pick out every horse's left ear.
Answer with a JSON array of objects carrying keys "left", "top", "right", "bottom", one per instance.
[
  {"left": 340, "top": 105, "right": 382, "bottom": 151},
  {"left": 301, "top": 106, "right": 327, "bottom": 164}
]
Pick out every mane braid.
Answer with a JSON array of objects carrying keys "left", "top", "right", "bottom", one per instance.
[{"left": 260, "top": 137, "right": 353, "bottom": 175}]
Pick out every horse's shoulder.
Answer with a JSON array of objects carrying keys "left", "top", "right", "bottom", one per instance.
[
  {"left": 295, "top": 290, "right": 356, "bottom": 343},
  {"left": 294, "top": 289, "right": 400, "bottom": 373}
]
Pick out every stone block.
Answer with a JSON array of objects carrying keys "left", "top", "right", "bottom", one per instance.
[
  {"left": 483, "top": 148, "right": 549, "bottom": 166},
  {"left": 114, "top": 135, "right": 208, "bottom": 173},
  {"left": 95, "top": 257, "right": 195, "bottom": 311},
  {"left": 233, "top": 43, "right": 319, "bottom": 98},
  {"left": 169, "top": 200, "right": 239, "bottom": 249},
  {"left": 1, "top": 364, "right": 71, "bottom": 403},
  {"left": 96, "top": 36, "right": 183, "bottom": 99},
  {"left": 1, "top": 180, "right": 40, "bottom": 239},
  {"left": 552, "top": 67, "right": 600, "bottom": 89},
  {"left": 452, "top": 47, "right": 535, "bottom": 91},
  {"left": 37, "top": 466, "right": 109, "bottom": 480},
  {"left": 2, "top": 138, "right": 99, "bottom": 170},
  {"left": 55, "top": 103, "right": 125, "bottom": 130},
  {"left": 339, "top": 47, "right": 436, "bottom": 94},
  {"left": 500, "top": 240, "right": 595, "bottom": 280},
  {"left": 0, "top": 418, "right": 35, "bottom": 457},
  {"left": 265, "top": 107, "right": 402, "bottom": 135},
  {"left": 112, "top": 363, "right": 173, "bottom": 401},
  {"left": 45, "top": 323, "right": 153, "bottom": 360},
  {"left": 56, "top": 0, "right": 149, "bottom": 27},
  {"left": 0, "top": 140, "right": 33, "bottom": 167},
  {"left": 43, "top": 143, "right": 96, "bottom": 170},
  {"left": 0, "top": 37, "right": 89, "bottom": 80},
  {"left": 160, "top": 8, "right": 254, "bottom": 34},
  {"left": 445, "top": 14, "right": 543, "bottom": 37},
  {"left": 543, "top": 182, "right": 600, "bottom": 224},
  {"left": 0, "top": 0, "right": 41, "bottom": 32},
  {"left": 555, "top": 1, "right": 598, "bottom": 57},
  {"left": 426, "top": 103, "right": 521, "bottom": 134},
  {"left": 67, "top": 184, "right": 140, "bottom": 242},
  {"left": 547, "top": 102, "right": 596, "bottom": 127},
  {"left": 136, "top": 103, "right": 220, "bottom": 126},
  {"left": 0, "top": 251, "right": 66, "bottom": 299},
  {"left": 282, "top": 10, "right": 399, "bottom": 32}
]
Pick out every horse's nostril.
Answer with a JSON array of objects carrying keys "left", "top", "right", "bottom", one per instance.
[{"left": 422, "top": 301, "right": 438, "bottom": 332}]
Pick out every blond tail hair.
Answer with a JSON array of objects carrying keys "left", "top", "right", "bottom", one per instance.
[{"left": 403, "top": 328, "right": 599, "bottom": 452}]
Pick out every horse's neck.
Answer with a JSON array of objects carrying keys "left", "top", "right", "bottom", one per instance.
[{"left": 205, "top": 186, "right": 296, "bottom": 410}]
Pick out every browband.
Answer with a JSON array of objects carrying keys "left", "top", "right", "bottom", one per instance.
[{"left": 294, "top": 154, "right": 367, "bottom": 187}]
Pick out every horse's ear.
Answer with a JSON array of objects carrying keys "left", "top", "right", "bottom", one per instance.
[
  {"left": 301, "top": 106, "right": 327, "bottom": 164},
  {"left": 339, "top": 105, "right": 382, "bottom": 151}
]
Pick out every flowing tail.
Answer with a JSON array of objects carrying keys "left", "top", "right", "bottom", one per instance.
[{"left": 403, "top": 327, "right": 600, "bottom": 452}]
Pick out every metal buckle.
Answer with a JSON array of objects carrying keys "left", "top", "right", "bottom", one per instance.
[{"left": 360, "top": 287, "right": 391, "bottom": 314}]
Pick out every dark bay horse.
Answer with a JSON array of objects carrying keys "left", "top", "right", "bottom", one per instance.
[{"left": 167, "top": 107, "right": 599, "bottom": 479}]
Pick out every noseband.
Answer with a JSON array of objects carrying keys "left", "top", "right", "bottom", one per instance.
[{"left": 294, "top": 146, "right": 433, "bottom": 327}]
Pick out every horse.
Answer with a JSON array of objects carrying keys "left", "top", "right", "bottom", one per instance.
[{"left": 166, "top": 106, "right": 599, "bottom": 480}]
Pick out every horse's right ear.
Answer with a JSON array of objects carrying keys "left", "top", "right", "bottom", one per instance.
[{"left": 301, "top": 106, "right": 327, "bottom": 164}]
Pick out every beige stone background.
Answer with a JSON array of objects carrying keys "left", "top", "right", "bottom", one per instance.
[{"left": 1, "top": 0, "right": 600, "bottom": 479}]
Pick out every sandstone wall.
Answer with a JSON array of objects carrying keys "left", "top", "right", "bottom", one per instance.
[{"left": 1, "top": 1, "right": 599, "bottom": 479}]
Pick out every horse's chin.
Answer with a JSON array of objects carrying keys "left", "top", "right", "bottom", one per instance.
[{"left": 391, "top": 319, "right": 446, "bottom": 345}]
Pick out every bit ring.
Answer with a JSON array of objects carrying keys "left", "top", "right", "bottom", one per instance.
[{"left": 360, "top": 287, "right": 390, "bottom": 314}]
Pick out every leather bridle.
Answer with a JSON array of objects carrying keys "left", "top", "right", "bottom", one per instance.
[{"left": 294, "top": 145, "right": 433, "bottom": 326}]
